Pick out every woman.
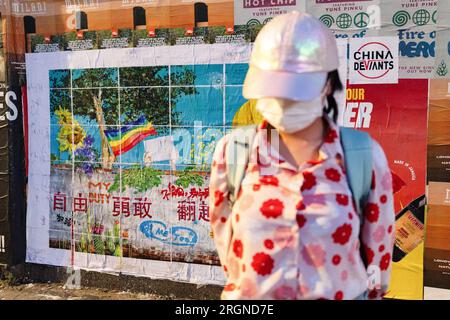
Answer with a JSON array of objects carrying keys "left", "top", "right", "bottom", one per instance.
[{"left": 209, "top": 12, "right": 395, "bottom": 300}]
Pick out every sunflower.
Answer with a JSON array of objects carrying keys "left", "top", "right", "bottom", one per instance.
[
  {"left": 55, "top": 107, "right": 86, "bottom": 153},
  {"left": 54, "top": 107, "right": 72, "bottom": 125}
]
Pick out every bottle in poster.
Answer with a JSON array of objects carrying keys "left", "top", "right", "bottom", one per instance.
[{"left": 393, "top": 194, "right": 426, "bottom": 262}]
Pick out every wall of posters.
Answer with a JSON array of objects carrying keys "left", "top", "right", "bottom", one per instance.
[
  {"left": 4, "top": 0, "right": 448, "bottom": 299},
  {"left": 379, "top": 0, "right": 438, "bottom": 79}
]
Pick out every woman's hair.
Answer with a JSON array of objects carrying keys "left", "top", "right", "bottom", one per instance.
[{"left": 323, "top": 70, "right": 343, "bottom": 123}]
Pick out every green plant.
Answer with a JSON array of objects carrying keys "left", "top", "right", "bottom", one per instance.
[
  {"left": 105, "top": 230, "right": 116, "bottom": 254},
  {"left": 175, "top": 166, "right": 204, "bottom": 188},
  {"left": 108, "top": 165, "right": 163, "bottom": 193},
  {"left": 93, "top": 234, "right": 105, "bottom": 255},
  {"left": 80, "top": 233, "right": 88, "bottom": 253}
]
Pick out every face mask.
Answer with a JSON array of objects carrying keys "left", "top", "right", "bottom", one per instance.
[{"left": 256, "top": 95, "right": 325, "bottom": 133}]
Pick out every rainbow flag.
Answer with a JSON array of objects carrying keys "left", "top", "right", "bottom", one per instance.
[{"left": 104, "top": 116, "right": 157, "bottom": 156}]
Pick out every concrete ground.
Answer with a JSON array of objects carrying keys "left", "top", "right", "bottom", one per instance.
[
  {"left": 0, "top": 281, "right": 175, "bottom": 300},
  {"left": 0, "top": 263, "right": 222, "bottom": 300}
]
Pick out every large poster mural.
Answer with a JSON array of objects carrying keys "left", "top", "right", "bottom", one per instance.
[{"left": 26, "top": 44, "right": 253, "bottom": 284}]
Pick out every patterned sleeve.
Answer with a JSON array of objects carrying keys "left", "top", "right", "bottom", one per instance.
[
  {"left": 360, "top": 139, "right": 396, "bottom": 300},
  {"left": 209, "top": 135, "right": 233, "bottom": 276}
]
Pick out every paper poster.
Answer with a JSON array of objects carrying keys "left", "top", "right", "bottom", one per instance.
[
  {"left": 424, "top": 78, "right": 450, "bottom": 292},
  {"left": 306, "top": 0, "right": 381, "bottom": 38},
  {"left": 345, "top": 79, "right": 428, "bottom": 212},
  {"left": 234, "top": 0, "right": 306, "bottom": 26},
  {"left": 379, "top": 0, "right": 437, "bottom": 79},
  {"left": 26, "top": 44, "right": 253, "bottom": 285},
  {"left": 345, "top": 79, "right": 429, "bottom": 299},
  {"left": 433, "top": 0, "right": 450, "bottom": 79},
  {"left": 349, "top": 36, "right": 399, "bottom": 84}
]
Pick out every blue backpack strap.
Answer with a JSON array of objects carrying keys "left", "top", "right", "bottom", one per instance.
[
  {"left": 225, "top": 125, "right": 258, "bottom": 206},
  {"left": 339, "top": 127, "right": 373, "bottom": 222}
]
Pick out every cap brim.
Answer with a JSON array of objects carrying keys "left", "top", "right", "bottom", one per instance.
[{"left": 243, "top": 66, "right": 327, "bottom": 101}]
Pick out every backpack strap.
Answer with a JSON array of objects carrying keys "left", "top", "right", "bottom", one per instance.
[
  {"left": 339, "top": 127, "right": 373, "bottom": 222},
  {"left": 225, "top": 125, "right": 258, "bottom": 206}
]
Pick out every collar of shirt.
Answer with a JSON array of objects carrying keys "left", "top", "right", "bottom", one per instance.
[{"left": 254, "top": 116, "right": 344, "bottom": 174}]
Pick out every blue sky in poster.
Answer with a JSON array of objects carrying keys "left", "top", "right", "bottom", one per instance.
[{"left": 49, "top": 63, "right": 249, "bottom": 168}]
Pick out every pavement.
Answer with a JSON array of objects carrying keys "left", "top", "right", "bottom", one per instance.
[{"left": 0, "top": 281, "right": 176, "bottom": 300}]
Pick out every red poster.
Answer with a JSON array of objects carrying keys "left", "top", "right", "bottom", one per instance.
[{"left": 345, "top": 79, "right": 428, "bottom": 214}]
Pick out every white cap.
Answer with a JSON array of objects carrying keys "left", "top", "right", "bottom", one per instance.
[{"left": 243, "top": 12, "right": 339, "bottom": 101}]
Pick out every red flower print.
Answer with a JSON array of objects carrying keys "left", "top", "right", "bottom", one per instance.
[
  {"left": 388, "top": 225, "right": 393, "bottom": 234},
  {"left": 260, "top": 199, "right": 284, "bottom": 219},
  {"left": 301, "top": 171, "right": 317, "bottom": 191},
  {"left": 332, "top": 255, "right": 341, "bottom": 265},
  {"left": 335, "top": 291, "right": 344, "bottom": 300},
  {"left": 233, "top": 240, "right": 243, "bottom": 259},
  {"left": 348, "top": 213, "right": 353, "bottom": 220},
  {"left": 296, "top": 214, "right": 307, "bottom": 228},
  {"left": 371, "top": 171, "right": 376, "bottom": 190},
  {"left": 296, "top": 200, "right": 306, "bottom": 211},
  {"left": 324, "top": 129, "right": 338, "bottom": 143},
  {"left": 214, "top": 190, "right": 225, "bottom": 206},
  {"left": 380, "top": 253, "right": 391, "bottom": 271},
  {"left": 264, "top": 239, "right": 274, "bottom": 250},
  {"left": 364, "top": 203, "right": 380, "bottom": 223},
  {"left": 259, "top": 175, "right": 279, "bottom": 186},
  {"left": 368, "top": 289, "right": 378, "bottom": 299},
  {"left": 325, "top": 168, "right": 341, "bottom": 182},
  {"left": 224, "top": 283, "right": 236, "bottom": 291},
  {"left": 379, "top": 245, "right": 385, "bottom": 252},
  {"left": 223, "top": 265, "right": 228, "bottom": 272},
  {"left": 273, "top": 286, "right": 296, "bottom": 300},
  {"left": 220, "top": 217, "right": 227, "bottom": 223},
  {"left": 336, "top": 194, "right": 349, "bottom": 206},
  {"left": 364, "top": 245, "right": 375, "bottom": 265},
  {"left": 235, "top": 214, "right": 240, "bottom": 222},
  {"left": 253, "top": 184, "right": 261, "bottom": 191},
  {"left": 251, "top": 252, "right": 274, "bottom": 276},
  {"left": 380, "top": 195, "right": 387, "bottom": 203},
  {"left": 332, "top": 223, "right": 352, "bottom": 245}
]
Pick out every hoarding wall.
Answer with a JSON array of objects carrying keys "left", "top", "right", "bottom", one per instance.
[{"left": 0, "top": 0, "right": 447, "bottom": 298}]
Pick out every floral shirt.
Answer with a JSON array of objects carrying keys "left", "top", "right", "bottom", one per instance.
[{"left": 209, "top": 117, "right": 395, "bottom": 300}]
